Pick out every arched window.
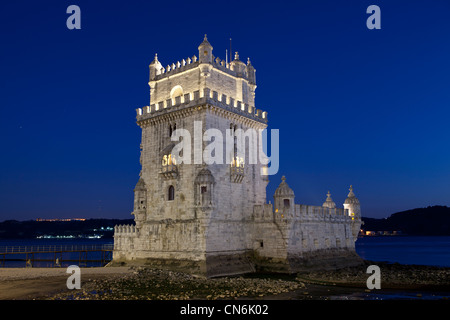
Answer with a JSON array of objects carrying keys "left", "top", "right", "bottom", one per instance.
[
  {"left": 168, "top": 185, "right": 175, "bottom": 201},
  {"left": 170, "top": 85, "right": 183, "bottom": 99}
]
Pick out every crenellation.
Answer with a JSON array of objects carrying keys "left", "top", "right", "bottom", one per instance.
[
  {"left": 193, "top": 90, "right": 200, "bottom": 100},
  {"left": 203, "top": 87, "right": 210, "bottom": 99},
  {"left": 137, "top": 88, "right": 268, "bottom": 124},
  {"left": 184, "top": 93, "right": 190, "bottom": 104},
  {"left": 114, "top": 224, "right": 137, "bottom": 235},
  {"left": 229, "top": 97, "right": 235, "bottom": 108}
]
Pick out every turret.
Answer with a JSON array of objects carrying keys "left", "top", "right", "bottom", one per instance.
[
  {"left": 246, "top": 58, "right": 257, "bottom": 101},
  {"left": 149, "top": 53, "right": 163, "bottom": 81},
  {"left": 343, "top": 185, "right": 361, "bottom": 240},
  {"left": 198, "top": 34, "right": 213, "bottom": 64},
  {"left": 322, "top": 191, "right": 336, "bottom": 209},
  {"left": 274, "top": 176, "right": 295, "bottom": 217},
  {"left": 132, "top": 177, "right": 147, "bottom": 230},
  {"left": 246, "top": 58, "right": 256, "bottom": 84},
  {"left": 229, "top": 52, "right": 247, "bottom": 77},
  {"left": 198, "top": 34, "right": 213, "bottom": 78}
]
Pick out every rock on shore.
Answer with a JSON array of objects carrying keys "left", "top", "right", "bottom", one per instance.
[
  {"left": 45, "top": 261, "right": 450, "bottom": 300},
  {"left": 49, "top": 267, "right": 305, "bottom": 300},
  {"left": 297, "top": 260, "right": 450, "bottom": 290}
]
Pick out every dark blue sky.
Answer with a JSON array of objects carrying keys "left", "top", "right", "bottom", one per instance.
[{"left": 1, "top": 0, "right": 449, "bottom": 220}]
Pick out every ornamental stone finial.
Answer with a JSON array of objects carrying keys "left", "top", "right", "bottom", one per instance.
[{"left": 347, "top": 185, "right": 356, "bottom": 198}]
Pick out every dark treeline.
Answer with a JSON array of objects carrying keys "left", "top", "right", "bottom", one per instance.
[{"left": 362, "top": 206, "right": 450, "bottom": 236}]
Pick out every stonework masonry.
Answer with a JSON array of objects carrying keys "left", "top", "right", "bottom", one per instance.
[{"left": 113, "top": 36, "right": 363, "bottom": 277}]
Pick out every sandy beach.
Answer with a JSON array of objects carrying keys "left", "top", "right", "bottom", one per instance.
[
  {"left": 0, "top": 267, "right": 132, "bottom": 300},
  {"left": 0, "top": 262, "right": 449, "bottom": 300}
]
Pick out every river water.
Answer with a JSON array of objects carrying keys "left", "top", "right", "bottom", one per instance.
[
  {"left": 355, "top": 235, "right": 450, "bottom": 267},
  {"left": 1, "top": 236, "right": 450, "bottom": 268}
]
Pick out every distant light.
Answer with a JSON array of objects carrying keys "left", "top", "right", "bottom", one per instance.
[{"left": 36, "top": 218, "right": 86, "bottom": 222}]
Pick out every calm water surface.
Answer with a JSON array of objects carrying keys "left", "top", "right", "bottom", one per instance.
[
  {"left": 355, "top": 236, "right": 450, "bottom": 267},
  {"left": 1, "top": 236, "right": 450, "bottom": 268}
]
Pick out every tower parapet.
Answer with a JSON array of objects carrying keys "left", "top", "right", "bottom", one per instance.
[
  {"left": 146, "top": 35, "right": 263, "bottom": 123},
  {"left": 136, "top": 87, "right": 267, "bottom": 125},
  {"left": 149, "top": 46, "right": 255, "bottom": 83}
]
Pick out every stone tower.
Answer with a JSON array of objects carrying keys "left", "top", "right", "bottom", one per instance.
[
  {"left": 113, "top": 36, "right": 363, "bottom": 277},
  {"left": 114, "top": 35, "right": 269, "bottom": 277}
]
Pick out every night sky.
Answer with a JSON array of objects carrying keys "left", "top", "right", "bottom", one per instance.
[{"left": 1, "top": 0, "right": 449, "bottom": 221}]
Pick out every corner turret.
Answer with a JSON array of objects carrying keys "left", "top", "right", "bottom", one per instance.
[
  {"left": 343, "top": 185, "right": 362, "bottom": 240},
  {"left": 230, "top": 52, "right": 247, "bottom": 77},
  {"left": 274, "top": 176, "right": 295, "bottom": 216},
  {"left": 322, "top": 191, "right": 336, "bottom": 209},
  {"left": 198, "top": 34, "right": 213, "bottom": 64},
  {"left": 246, "top": 58, "right": 256, "bottom": 85},
  {"left": 132, "top": 177, "right": 147, "bottom": 230},
  {"left": 246, "top": 58, "right": 257, "bottom": 101},
  {"left": 149, "top": 53, "right": 163, "bottom": 81}
]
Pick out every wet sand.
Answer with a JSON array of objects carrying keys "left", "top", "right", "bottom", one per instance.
[{"left": 0, "top": 267, "right": 131, "bottom": 300}]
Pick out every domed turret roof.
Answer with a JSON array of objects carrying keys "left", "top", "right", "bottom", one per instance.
[
  {"left": 274, "top": 176, "right": 294, "bottom": 197},
  {"left": 230, "top": 51, "right": 246, "bottom": 67},
  {"left": 149, "top": 53, "right": 160, "bottom": 65},
  {"left": 195, "top": 168, "right": 215, "bottom": 184},
  {"left": 198, "top": 34, "right": 213, "bottom": 49},
  {"left": 323, "top": 191, "right": 336, "bottom": 208},
  {"left": 344, "top": 185, "right": 360, "bottom": 205}
]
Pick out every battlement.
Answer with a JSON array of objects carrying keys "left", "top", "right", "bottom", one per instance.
[
  {"left": 253, "top": 203, "right": 352, "bottom": 223},
  {"left": 114, "top": 224, "right": 137, "bottom": 235},
  {"left": 151, "top": 55, "right": 199, "bottom": 81},
  {"left": 137, "top": 87, "right": 268, "bottom": 123},
  {"left": 151, "top": 53, "right": 251, "bottom": 82}
]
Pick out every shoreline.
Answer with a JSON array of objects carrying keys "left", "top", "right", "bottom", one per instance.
[{"left": 0, "top": 260, "right": 448, "bottom": 300}]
